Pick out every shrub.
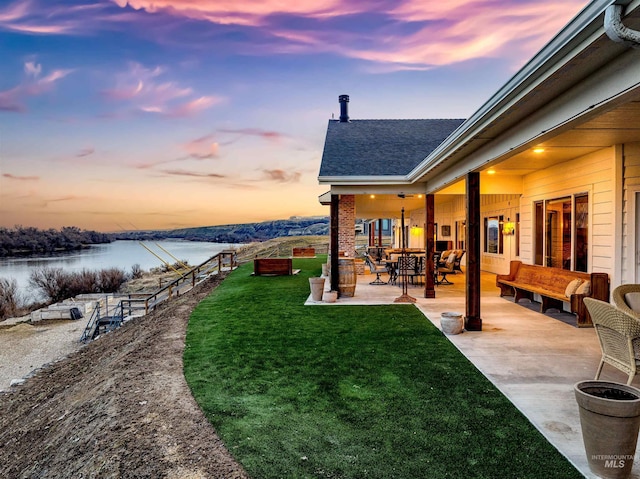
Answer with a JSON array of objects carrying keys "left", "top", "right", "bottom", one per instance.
[
  {"left": 131, "top": 263, "right": 144, "bottom": 279},
  {"left": 29, "top": 267, "right": 68, "bottom": 303},
  {"left": 29, "top": 266, "right": 128, "bottom": 303},
  {"left": 0, "top": 277, "right": 22, "bottom": 320},
  {"left": 98, "top": 268, "right": 127, "bottom": 292}
]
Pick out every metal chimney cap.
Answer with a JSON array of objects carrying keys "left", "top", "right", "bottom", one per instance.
[{"left": 339, "top": 94, "right": 350, "bottom": 122}]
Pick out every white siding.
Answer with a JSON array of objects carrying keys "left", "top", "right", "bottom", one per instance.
[
  {"left": 622, "top": 142, "right": 640, "bottom": 283},
  {"left": 435, "top": 194, "right": 520, "bottom": 275},
  {"left": 521, "top": 147, "right": 615, "bottom": 277}
]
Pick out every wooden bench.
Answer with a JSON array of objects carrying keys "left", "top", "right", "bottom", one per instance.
[
  {"left": 253, "top": 258, "right": 296, "bottom": 276},
  {"left": 292, "top": 247, "right": 315, "bottom": 258},
  {"left": 496, "top": 261, "right": 609, "bottom": 327}
]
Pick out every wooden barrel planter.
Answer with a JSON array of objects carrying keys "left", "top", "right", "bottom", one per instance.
[{"left": 338, "top": 258, "right": 356, "bottom": 297}]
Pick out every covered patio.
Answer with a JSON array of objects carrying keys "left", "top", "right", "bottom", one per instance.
[{"left": 306, "top": 269, "right": 639, "bottom": 479}]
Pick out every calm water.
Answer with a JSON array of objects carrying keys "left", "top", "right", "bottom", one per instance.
[{"left": 0, "top": 240, "right": 239, "bottom": 302}]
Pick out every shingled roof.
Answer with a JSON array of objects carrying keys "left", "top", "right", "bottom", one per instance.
[{"left": 318, "top": 118, "right": 465, "bottom": 178}]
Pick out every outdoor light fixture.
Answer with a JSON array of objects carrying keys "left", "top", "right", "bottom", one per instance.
[
  {"left": 502, "top": 219, "right": 516, "bottom": 235},
  {"left": 487, "top": 169, "right": 496, "bottom": 175},
  {"left": 370, "top": 194, "right": 375, "bottom": 199},
  {"left": 533, "top": 147, "right": 545, "bottom": 154}
]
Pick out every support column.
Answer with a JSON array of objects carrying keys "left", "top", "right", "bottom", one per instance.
[
  {"left": 378, "top": 218, "right": 383, "bottom": 246},
  {"left": 424, "top": 194, "right": 436, "bottom": 298},
  {"left": 337, "top": 194, "right": 356, "bottom": 257},
  {"left": 369, "top": 220, "right": 374, "bottom": 247},
  {"left": 330, "top": 195, "right": 340, "bottom": 293},
  {"left": 465, "top": 172, "right": 482, "bottom": 330}
]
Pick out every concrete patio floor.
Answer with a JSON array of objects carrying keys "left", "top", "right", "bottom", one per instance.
[{"left": 306, "top": 268, "right": 640, "bottom": 479}]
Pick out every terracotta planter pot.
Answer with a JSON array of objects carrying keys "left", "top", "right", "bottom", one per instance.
[
  {"left": 574, "top": 380, "right": 640, "bottom": 479},
  {"left": 309, "top": 277, "right": 326, "bottom": 302}
]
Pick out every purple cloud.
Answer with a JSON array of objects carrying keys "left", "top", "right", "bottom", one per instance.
[
  {"left": 160, "top": 169, "right": 227, "bottom": 179},
  {"left": 2, "top": 173, "right": 40, "bottom": 181}
]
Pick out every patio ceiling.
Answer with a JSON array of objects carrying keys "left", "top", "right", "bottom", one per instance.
[{"left": 481, "top": 100, "right": 640, "bottom": 177}]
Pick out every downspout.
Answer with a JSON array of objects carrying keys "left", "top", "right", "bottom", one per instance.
[{"left": 604, "top": 4, "right": 640, "bottom": 48}]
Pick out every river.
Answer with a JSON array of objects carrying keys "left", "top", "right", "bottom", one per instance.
[{"left": 0, "top": 240, "right": 239, "bottom": 302}]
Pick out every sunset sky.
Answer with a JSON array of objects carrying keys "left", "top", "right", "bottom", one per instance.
[{"left": 0, "top": 0, "right": 588, "bottom": 232}]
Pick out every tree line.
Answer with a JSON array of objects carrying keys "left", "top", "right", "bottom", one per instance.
[{"left": 0, "top": 226, "right": 111, "bottom": 257}]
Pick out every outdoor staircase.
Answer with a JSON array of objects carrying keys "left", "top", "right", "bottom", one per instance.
[{"left": 80, "top": 301, "right": 124, "bottom": 343}]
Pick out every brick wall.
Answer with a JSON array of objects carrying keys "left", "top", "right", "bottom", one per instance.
[{"left": 338, "top": 195, "right": 356, "bottom": 256}]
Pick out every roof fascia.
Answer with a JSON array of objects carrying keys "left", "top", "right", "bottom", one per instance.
[
  {"left": 318, "top": 175, "right": 410, "bottom": 185},
  {"left": 407, "top": 0, "right": 638, "bottom": 182},
  {"left": 329, "top": 185, "right": 427, "bottom": 196}
]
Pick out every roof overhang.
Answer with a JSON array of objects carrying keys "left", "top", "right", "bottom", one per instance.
[{"left": 409, "top": 0, "right": 640, "bottom": 192}]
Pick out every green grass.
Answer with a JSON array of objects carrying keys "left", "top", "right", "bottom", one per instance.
[{"left": 184, "top": 256, "right": 581, "bottom": 478}]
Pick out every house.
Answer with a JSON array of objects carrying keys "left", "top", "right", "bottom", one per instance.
[{"left": 317, "top": 0, "right": 640, "bottom": 330}]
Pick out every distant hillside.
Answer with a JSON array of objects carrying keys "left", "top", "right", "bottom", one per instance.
[{"left": 113, "top": 216, "right": 329, "bottom": 243}]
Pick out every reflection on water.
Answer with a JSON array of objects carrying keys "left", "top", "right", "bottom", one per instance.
[{"left": 0, "top": 240, "right": 238, "bottom": 302}]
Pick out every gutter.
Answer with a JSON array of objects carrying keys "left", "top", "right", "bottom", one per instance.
[{"left": 605, "top": 3, "right": 640, "bottom": 47}]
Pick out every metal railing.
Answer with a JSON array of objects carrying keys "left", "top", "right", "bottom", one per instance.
[
  {"left": 120, "top": 249, "right": 237, "bottom": 316},
  {"left": 80, "top": 300, "right": 125, "bottom": 343}
]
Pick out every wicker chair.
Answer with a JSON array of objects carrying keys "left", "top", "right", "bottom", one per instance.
[
  {"left": 584, "top": 297, "right": 640, "bottom": 385},
  {"left": 612, "top": 284, "right": 640, "bottom": 320}
]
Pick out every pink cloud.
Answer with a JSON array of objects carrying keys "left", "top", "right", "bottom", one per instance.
[
  {"left": 0, "top": 0, "right": 108, "bottom": 35},
  {"left": 182, "top": 133, "right": 219, "bottom": 159},
  {"left": 165, "top": 96, "right": 220, "bottom": 117},
  {"left": 111, "top": 0, "right": 350, "bottom": 26},
  {"left": 0, "top": 63, "right": 72, "bottom": 113},
  {"left": 102, "top": 62, "right": 221, "bottom": 117},
  {"left": 2, "top": 173, "right": 40, "bottom": 181},
  {"left": 108, "top": 0, "right": 585, "bottom": 70},
  {"left": 219, "top": 128, "right": 285, "bottom": 143},
  {"left": 262, "top": 169, "right": 301, "bottom": 183}
]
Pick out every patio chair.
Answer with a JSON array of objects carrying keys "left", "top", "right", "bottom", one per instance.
[
  {"left": 397, "top": 255, "right": 418, "bottom": 286},
  {"left": 612, "top": 284, "right": 640, "bottom": 320},
  {"left": 453, "top": 250, "right": 466, "bottom": 272},
  {"left": 584, "top": 297, "right": 640, "bottom": 385},
  {"left": 365, "top": 254, "right": 388, "bottom": 285},
  {"left": 436, "top": 256, "right": 456, "bottom": 285}
]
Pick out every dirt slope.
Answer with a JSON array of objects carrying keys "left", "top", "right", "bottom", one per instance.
[{"left": 0, "top": 273, "right": 248, "bottom": 479}]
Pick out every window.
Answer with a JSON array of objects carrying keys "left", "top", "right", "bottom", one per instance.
[
  {"left": 534, "top": 194, "right": 588, "bottom": 271},
  {"left": 484, "top": 215, "right": 503, "bottom": 254}
]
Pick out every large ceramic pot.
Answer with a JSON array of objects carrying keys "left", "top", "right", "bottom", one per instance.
[
  {"left": 574, "top": 380, "right": 640, "bottom": 479},
  {"left": 440, "top": 312, "right": 464, "bottom": 335},
  {"left": 309, "top": 277, "right": 325, "bottom": 302}
]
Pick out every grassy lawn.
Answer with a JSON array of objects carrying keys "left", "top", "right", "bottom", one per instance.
[{"left": 184, "top": 256, "right": 581, "bottom": 478}]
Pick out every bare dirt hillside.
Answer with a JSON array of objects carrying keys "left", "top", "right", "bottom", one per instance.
[{"left": 0, "top": 273, "right": 248, "bottom": 479}]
